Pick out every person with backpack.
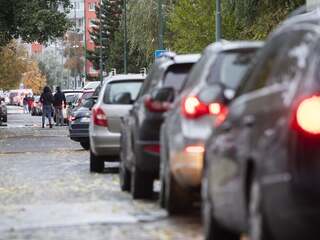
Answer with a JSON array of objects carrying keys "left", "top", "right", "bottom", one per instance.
[
  {"left": 40, "top": 86, "right": 54, "bottom": 128},
  {"left": 53, "top": 86, "right": 66, "bottom": 126}
]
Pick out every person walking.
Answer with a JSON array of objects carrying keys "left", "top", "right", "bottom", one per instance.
[
  {"left": 23, "top": 95, "right": 29, "bottom": 114},
  {"left": 53, "top": 86, "right": 66, "bottom": 126},
  {"left": 40, "top": 86, "right": 54, "bottom": 128}
]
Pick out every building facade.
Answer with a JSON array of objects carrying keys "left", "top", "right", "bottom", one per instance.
[{"left": 84, "top": 0, "right": 100, "bottom": 78}]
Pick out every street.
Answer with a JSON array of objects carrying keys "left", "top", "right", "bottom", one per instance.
[{"left": 0, "top": 106, "right": 202, "bottom": 240}]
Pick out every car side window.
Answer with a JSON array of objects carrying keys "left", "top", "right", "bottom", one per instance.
[{"left": 267, "top": 29, "right": 317, "bottom": 86}]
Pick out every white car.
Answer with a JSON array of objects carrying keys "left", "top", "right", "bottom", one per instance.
[{"left": 89, "top": 74, "right": 146, "bottom": 172}]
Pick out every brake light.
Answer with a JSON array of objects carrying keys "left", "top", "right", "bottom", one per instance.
[
  {"left": 182, "top": 96, "right": 226, "bottom": 120},
  {"left": 69, "top": 116, "right": 76, "bottom": 122},
  {"left": 296, "top": 96, "right": 320, "bottom": 135},
  {"left": 92, "top": 107, "right": 108, "bottom": 127},
  {"left": 144, "top": 95, "right": 171, "bottom": 113},
  {"left": 143, "top": 144, "right": 160, "bottom": 154}
]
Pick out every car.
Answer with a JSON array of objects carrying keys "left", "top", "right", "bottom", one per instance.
[
  {"left": 202, "top": 9, "right": 320, "bottom": 240},
  {"left": 0, "top": 97, "right": 7, "bottom": 125},
  {"left": 160, "top": 41, "right": 263, "bottom": 214},
  {"left": 83, "top": 81, "right": 100, "bottom": 91},
  {"left": 69, "top": 97, "right": 96, "bottom": 150},
  {"left": 119, "top": 54, "right": 200, "bottom": 199},
  {"left": 89, "top": 74, "right": 146, "bottom": 173},
  {"left": 60, "top": 90, "right": 83, "bottom": 124},
  {"left": 31, "top": 96, "right": 42, "bottom": 116}
]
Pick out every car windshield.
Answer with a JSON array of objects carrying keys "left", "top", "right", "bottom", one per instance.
[
  {"left": 84, "top": 81, "right": 100, "bottom": 90},
  {"left": 164, "top": 63, "right": 194, "bottom": 92},
  {"left": 65, "top": 94, "right": 78, "bottom": 103},
  {"left": 208, "top": 50, "right": 257, "bottom": 89},
  {"left": 103, "top": 80, "right": 143, "bottom": 104}
]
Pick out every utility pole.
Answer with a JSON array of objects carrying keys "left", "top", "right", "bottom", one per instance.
[
  {"left": 99, "top": 1, "right": 103, "bottom": 86},
  {"left": 158, "top": 0, "right": 164, "bottom": 49},
  {"left": 123, "top": 0, "right": 128, "bottom": 74},
  {"left": 215, "top": 0, "right": 222, "bottom": 41}
]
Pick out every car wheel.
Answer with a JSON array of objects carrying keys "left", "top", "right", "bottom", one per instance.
[
  {"left": 90, "top": 150, "right": 104, "bottom": 173},
  {"left": 159, "top": 170, "right": 166, "bottom": 208},
  {"left": 120, "top": 159, "right": 131, "bottom": 191},
  {"left": 3, "top": 116, "right": 7, "bottom": 122},
  {"left": 131, "top": 167, "right": 153, "bottom": 199},
  {"left": 249, "top": 180, "right": 273, "bottom": 240},
  {"left": 165, "top": 171, "right": 193, "bottom": 215},
  {"left": 80, "top": 141, "right": 90, "bottom": 150},
  {"left": 202, "top": 160, "right": 239, "bottom": 240}
]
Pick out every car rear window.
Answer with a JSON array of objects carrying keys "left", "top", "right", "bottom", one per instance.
[
  {"left": 208, "top": 50, "right": 257, "bottom": 89},
  {"left": 81, "top": 92, "right": 94, "bottom": 100},
  {"left": 65, "top": 94, "right": 78, "bottom": 103},
  {"left": 103, "top": 80, "right": 143, "bottom": 104},
  {"left": 163, "top": 64, "right": 194, "bottom": 92}
]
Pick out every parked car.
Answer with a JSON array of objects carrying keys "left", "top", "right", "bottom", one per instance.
[
  {"left": 69, "top": 98, "right": 96, "bottom": 150},
  {"left": 160, "top": 41, "right": 263, "bottom": 214},
  {"left": 31, "top": 96, "right": 42, "bottom": 116},
  {"left": 60, "top": 90, "right": 83, "bottom": 124},
  {"left": 202, "top": 9, "right": 320, "bottom": 240},
  {"left": 89, "top": 74, "right": 146, "bottom": 173},
  {"left": 0, "top": 97, "right": 7, "bottom": 125},
  {"left": 119, "top": 54, "right": 200, "bottom": 199}
]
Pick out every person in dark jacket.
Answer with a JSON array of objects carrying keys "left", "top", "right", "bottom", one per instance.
[
  {"left": 40, "top": 86, "right": 54, "bottom": 128},
  {"left": 53, "top": 86, "right": 67, "bottom": 126}
]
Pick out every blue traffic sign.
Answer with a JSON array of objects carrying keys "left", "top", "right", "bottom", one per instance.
[{"left": 154, "top": 50, "right": 168, "bottom": 59}]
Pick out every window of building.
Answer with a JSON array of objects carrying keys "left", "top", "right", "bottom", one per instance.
[{"left": 89, "top": 3, "right": 96, "bottom": 11}]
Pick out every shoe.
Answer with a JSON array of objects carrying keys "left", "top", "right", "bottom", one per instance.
[{"left": 49, "top": 123, "right": 53, "bottom": 128}]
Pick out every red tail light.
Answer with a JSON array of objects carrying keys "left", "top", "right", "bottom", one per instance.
[
  {"left": 181, "top": 96, "right": 226, "bottom": 121},
  {"left": 185, "top": 145, "right": 205, "bottom": 154},
  {"left": 143, "top": 144, "right": 161, "bottom": 154},
  {"left": 296, "top": 96, "right": 320, "bottom": 135},
  {"left": 92, "top": 107, "right": 108, "bottom": 127},
  {"left": 144, "top": 95, "right": 171, "bottom": 113}
]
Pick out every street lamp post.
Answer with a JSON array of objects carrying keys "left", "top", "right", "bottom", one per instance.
[
  {"left": 99, "top": 2, "right": 103, "bottom": 86},
  {"left": 158, "top": 0, "right": 164, "bottom": 50},
  {"left": 215, "top": 0, "right": 222, "bottom": 41},
  {"left": 123, "top": 0, "right": 128, "bottom": 74}
]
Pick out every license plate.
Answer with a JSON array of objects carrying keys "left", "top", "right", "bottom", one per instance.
[{"left": 80, "top": 118, "right": 90, "bottom": 123}]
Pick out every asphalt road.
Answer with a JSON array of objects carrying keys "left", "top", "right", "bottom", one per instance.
[{"left": 0, "top": 106, "right": 202, "bottom": 240}]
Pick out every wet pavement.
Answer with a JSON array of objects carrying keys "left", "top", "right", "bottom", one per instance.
[{"left": 0, "top": 106, "right": 202, "bottom": 240}]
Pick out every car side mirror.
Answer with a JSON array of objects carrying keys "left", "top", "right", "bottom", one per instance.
[
  {"left": 151, "top": 87, "right": 175, "bottom": 102},
  {"left": 114, "top": 92, "right": 132, "bottom": 105}
]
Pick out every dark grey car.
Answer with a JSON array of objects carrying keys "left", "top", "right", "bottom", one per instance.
[
  {"left": 203, "top": 9, "right": 320, "bottom": 240},
  {"left": 160, "top": 41, "right": 263, "bottom": 215}
]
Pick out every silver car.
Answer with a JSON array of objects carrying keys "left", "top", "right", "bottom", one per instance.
[{"left": 89, "top": 74, "right": 146, "bottom": 172}]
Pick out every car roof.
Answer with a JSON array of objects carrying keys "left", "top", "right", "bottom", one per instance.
[
  {"left": 107, "top": 74, "right": 146, "bottom": 81},
  {"left": 204, "top": 41, "right": 264, "bottom": 55}
]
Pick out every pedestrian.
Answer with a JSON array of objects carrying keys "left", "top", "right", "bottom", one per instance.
[
  {"left": 53, "top": 86, "right": 67, "bottom": 126},
  {"left": 27, "top": 94, "right": 34, "bottom": 114},
  {"left": 23, "top": 95, "right": 29, "bottom": 114},
  {"left": 40, "top": 86, "right": 54, "bottom": 128}
]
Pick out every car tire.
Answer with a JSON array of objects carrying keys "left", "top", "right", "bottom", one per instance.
[
  {"left": 131, "top": 167, "right": 153, "bottom": 199},
  {"left": 249, "top": 180, "right": 274, "bottom": 240},
  {"left": 165, "top": 171, "right": 192, "bottom": 215},
  {"left": 3, "top": 116, "right": 7, "bottom": 122},
  {"left": 80, "top": 141, "right": 90, "bottom": 150},
  {"left": 90, "top": 150, "right": 104, "bottom": 173},
  {"left": 159, "top": 171, "right": 166, "bottom": 208},
  {"left": 202, "top": 160, "right": 240, "bottom": 240},
  {"left": 120, "top": 159, "right": 131, "bottom": 191}
]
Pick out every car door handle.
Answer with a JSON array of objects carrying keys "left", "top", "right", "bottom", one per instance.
[{"left": 243, "top": 115, "right": 255, "bottom": 127}]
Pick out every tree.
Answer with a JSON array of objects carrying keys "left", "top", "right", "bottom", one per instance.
[
  {"left": 0, "top": 0, "right": 71, "bottom": 46},
  {"left": 87, "top": 0, "right": 123, "bottom": 71},
  {"left": 0, "top": 41, "right": 29, "bottom": 90},
  {"left": 64, "top": 32, "right": 84, "bottom": 86},
  {"left": 22, "top": 62, "right": 47, "bottom": 94}
]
